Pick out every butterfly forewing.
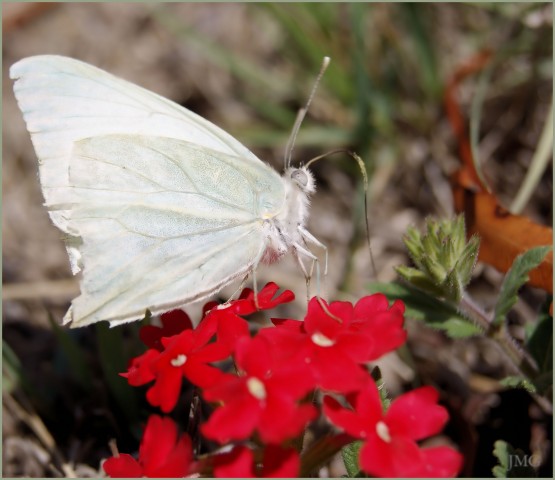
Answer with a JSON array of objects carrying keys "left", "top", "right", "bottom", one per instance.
[{"left": 10, "top": 55, "right": 261, "bottom": 230}]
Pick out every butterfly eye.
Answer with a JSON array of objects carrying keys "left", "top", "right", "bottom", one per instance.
[{"left": 291, "top": 169, "right": 308, "bottom": 189}]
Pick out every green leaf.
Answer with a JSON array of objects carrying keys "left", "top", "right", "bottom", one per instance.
[
  {"left": 47, "top": 314, "right": 93, "bottom": 390},
  {"left": 342, "top": 441, "right": 365, "bottom": 478},
  {"left": 95, "top": 323, "right": 139, "bottom": 422},
  {"left": 529, "top": 370, "right": 553, "bottom": 396},
  {"left": 493, "top": 246, "right": 552, "bottom": 326},
  {"left": 492, "top": 440, "right": 537, "bottom": 478},
  {"left": 499, "top": 376, "right": 537, "bottom": 394},
  {"left": 403, "top": 226, "right": 425, "bottom": 268},
  {"left": 399, "top": 4, "right": 441, "bottom": 100},
  {"left": 455, "top": 235, "right": 480, "bottom": 286},
  {"left": 525, "top": 298, "right": 553, "bottom": 375},
  {"left": 444, "top": 266, "right": 464, "bottom": 303},
  {"left": 2, "top": 340, "right": 36, "bottom": 396},
  {"left": 492, "top": 440, "right": 510, "bottom": 478},
  {"left": 368, "top": 282, "right": 483, "bottom": 338},
  {"left": 394, "top": 266, "right": 446, "bottom": 297}
]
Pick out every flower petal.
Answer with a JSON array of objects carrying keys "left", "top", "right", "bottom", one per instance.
[
  {"left": 201, "top": 396, "right": 261, "bottom": 443},
  {"left": 235, "top": 336, "right": 272, "bottom": 377},
  {"left": 202, "top": 374, "right": 246, "bottom": 403},
  {"left": 183, "top": 360, "right": 225, "bottom": 389},
  {"left": 139, "top": 415, "right": 179, "bottom": 472},
  {"left": 359, "top": 433, "right": 423, "bottom": 477},
  {"left": 386, "top": 386, "right": 448, "bottom": 440},
  {"left": 262, "top": 446, "right": 300, "bottom": 478},
  {"left": 269, "top": 364, "right": 316, "bottom": 399},
  {"left": 323, "top": 395, "right": 373, "bottom": 439},
  {"left": 140, "top": 310, "right": 193, "bottom": 350},
  {"left": 146, "top": 435, "right": 194, "bottom": 478},
  {"left": 258, "top": 395, "right": 316, "bottom": 443},
  {"left": 212, "top": 310, "right": 250, "bottom": 353},
  {"left": 146, "top": 367, "right": 182, "bottom": 413},
  {"left": 121, "top": 349, "right": 158, "bottom": 386},
  {"left": 311, "top": 348, "right": 370, "bottom": 392},
  {"left": 213, "top": 446, "right": 255, "bottom": 478},
  {"left": 418, "top": 446, "right": 463, "bottom": 477},
  {"left": 304, "top": 298, "right": 349, "bottom": 338},
  {"left": 353, "top": 293, "right": 391, "bottom": 317},
  {"left": 348, "top": 382, "right": 384, "bottom": 424},
  {"left": 103, "top": 454, "right": 143, "bottom": 478}
]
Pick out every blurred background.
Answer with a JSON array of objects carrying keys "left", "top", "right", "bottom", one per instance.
[{"left": 2, "top": 2, "right": 552, "bottom": 477}]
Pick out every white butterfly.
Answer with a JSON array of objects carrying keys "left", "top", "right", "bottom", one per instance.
[{"left": 10, "top": 55, "right": 324, "bottom": 328}]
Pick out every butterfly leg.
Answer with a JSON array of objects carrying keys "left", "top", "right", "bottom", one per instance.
[
  {"left": 292, "top": 241, "right": 321, "bottom": 301},
  {"left": 293, "top": 248, "right": 314, "bottom": 302},
  {"left": 297, "top": 225, "right": 328, "bottom": 276},
  {"left": 222, "top": 273, "right": 250, "bottom": 305},
  {"left": 294, "top": 236, "right": 341, "bottom": 323}
]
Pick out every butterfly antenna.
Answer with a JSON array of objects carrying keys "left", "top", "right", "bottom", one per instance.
[
  {"left": 306, "top": 149, "right": 377, "bottom": 277},
  {"left": 284, "top": 56, "right": 331, "bottom": 169}
]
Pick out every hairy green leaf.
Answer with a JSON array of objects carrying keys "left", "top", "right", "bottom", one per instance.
[
  {"left": 492, "top": 440, "right": 537, "bottom": 478},
  {"left": 342, "top": 441, "right": 364, "bottom": 478},
  {"left": 493, "top": 246, "right": 552, "bottom": 326}
]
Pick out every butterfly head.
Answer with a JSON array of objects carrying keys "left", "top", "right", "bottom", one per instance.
[{"left": 287, "top": 166, "right": 316, "bottom": 195}]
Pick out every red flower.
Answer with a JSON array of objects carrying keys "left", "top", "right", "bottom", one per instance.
[
  {"left": 103, "top": 415, "right": 195, "bottom": 478},
  {"left": 202, "top": 308, "right": 250, "bottom": 354},
  {"left": 260, "top": 294, "right": 406, "bottom": 393},
  {"left": 213, "top": 445, "right": 299, "bottom": 478},
  {"left": 323, "top": 382, "right": 463, "bottom": 477},
  {"left": 122, "top": 323, "right": 229, "bottom": 413},
  {"left": 123, "top": 349, "right": 159, "bottom": 386},
  {"left": 140, "top": 310, "right": 193, "bottom": 351},
  {"left": 201, "top": 335, "right": 316, "bottom": 444},
  {"left": 208, "top": 282, "right": 295, "bottom": 316},
  {"left": 197, "top": 282, "right": 294, "bottom": 354}
]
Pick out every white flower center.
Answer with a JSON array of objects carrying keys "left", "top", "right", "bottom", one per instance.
[
  {"left": 247, "top": 377, "right": 267, "bottom": 400},
  {"left": 311, "top": 332, "right": 335, "bottom": 347},
  {"left": 170, "top": 354, "right": 187, "bottom": 367},
  {"left": 376, "top": 421, "right": 391, "bottom": 443}
]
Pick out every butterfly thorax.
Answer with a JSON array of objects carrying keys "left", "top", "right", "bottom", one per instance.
[{"left": 261, "top": 166, "right": 315, "bottom": 264}]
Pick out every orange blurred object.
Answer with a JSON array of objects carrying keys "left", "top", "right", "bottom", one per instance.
[{"left": 446, "top": 51, "right": 553, "bottom": 295}]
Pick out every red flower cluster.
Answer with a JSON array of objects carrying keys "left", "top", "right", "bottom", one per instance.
[{"left": 103, "top": 282, "right": 462, "bottom": 478}]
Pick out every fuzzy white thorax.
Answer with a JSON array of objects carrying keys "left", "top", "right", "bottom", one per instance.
[{"left": 261, "top": 166, "right": 315, "bottom": 264}]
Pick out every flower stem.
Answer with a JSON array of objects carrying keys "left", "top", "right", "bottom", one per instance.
[{"left": 459, "top": 294, "right": 552, "bottom": 414}]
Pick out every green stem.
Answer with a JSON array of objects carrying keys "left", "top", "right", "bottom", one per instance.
[
  {"left": 459, "top": 294, "right": 552, "bottom": 414},
  {"left": 460, "top": 294, "right": 553, "bottom": 414},
  {"left": 460, "top": 294, "right": 538, "bottom": 378}
]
